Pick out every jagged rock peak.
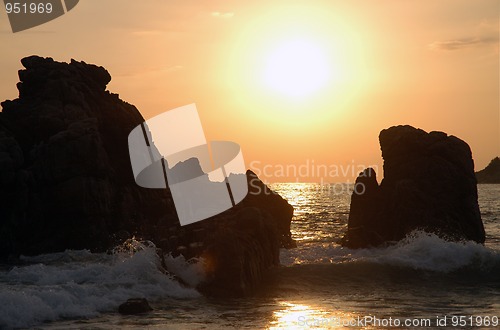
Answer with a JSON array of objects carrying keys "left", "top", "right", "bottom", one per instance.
[{"left": 14, "top": 55, "right": 111, "bottom": 101}]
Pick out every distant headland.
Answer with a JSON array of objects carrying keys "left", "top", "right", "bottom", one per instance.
[{"left": 476, "top": 157, "right": 500, "bottom": 184}]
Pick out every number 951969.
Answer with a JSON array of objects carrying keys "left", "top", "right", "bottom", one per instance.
[{"left": 5, "top": 2, "right": 53, "bottom": 14}]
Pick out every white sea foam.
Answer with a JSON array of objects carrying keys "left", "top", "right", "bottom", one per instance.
[
  {"left": 281, "top": 231, "right": 500, "bottom": 272},
  {"left": 163, "top": 253, "right": 206, "bottom": 287},
  {"left": 0, "top": 241, "right": 201, "bottom": 329},
  {"left": 357, "top": 231, "right": 500, "bottom": 272}
]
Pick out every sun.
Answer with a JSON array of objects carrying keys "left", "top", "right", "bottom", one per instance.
[
  {"left": 225, "top": 5, "right": 364, "bottom": 119},
  {"left": 262, "top": 37, "right": 331, "bottom": 100}
]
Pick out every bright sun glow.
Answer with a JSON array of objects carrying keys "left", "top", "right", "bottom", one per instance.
[
  {"left": 226, "top": 5, "right": 364, "bottom": 122},
  {"left": 262, "top": 38, "right": 331, "bottom": 100}
]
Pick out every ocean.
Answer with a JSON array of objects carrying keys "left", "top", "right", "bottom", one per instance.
[{"left": 0, "top": 184, "right": 499, "bottom": 329}]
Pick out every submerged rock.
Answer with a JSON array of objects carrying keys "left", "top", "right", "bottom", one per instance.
[
  {"left": 118, "top": 298, "right": 152, "bottom": 315},
  {"left": 0, "top": 56, "right": 295, "bottom": 296},
  {"left": 342, "top": 125, "right": 485, "bottom": 248},
  {"left": 476, "top": 157, "right": 500, "bottom": 183}
]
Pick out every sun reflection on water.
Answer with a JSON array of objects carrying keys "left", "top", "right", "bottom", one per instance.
[
  {"left": 271, "top": 183, "right": 351, "bottom": 244},
  {"left": 273, "top": 183, "right": 313, "bottom": 206},
  {"left": 268, "top": 301, "right": 359, "bottom": 329}
]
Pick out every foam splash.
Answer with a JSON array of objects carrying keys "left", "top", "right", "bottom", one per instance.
[
  {"left": 358, "top": 231, "right": 500, "bottom": 272},
  {"left": 281, "top": 231, "right": 500, "bottom": 273},
  {"left": 0, "top": 240, "right": 201, "bottom": 329},
  {"left": 163, "top": 253, "right": 206, "bottom": 288}
]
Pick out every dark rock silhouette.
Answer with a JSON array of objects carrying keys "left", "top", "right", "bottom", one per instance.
[
  {"left": 118, "top": 298, "right": 152, "bottom": 315},
  {"left": 476, "top": 157, "right": 500, "bottom": 183},
  {"left": 245, "top": 170, "right": 296, "bottom": 249},
  {"left": 0, "top": 56, "right": 175, "bottom": 257},
  {"left": 194, "top": 171, "right": 295, "bottom": 296},
  {"left": 342, "top": 125, "right": 485, "bottom": 248},
  {"left": 197, "top": 206, "right": 280, "bottom": 296},
  {"left": 0, "top": 56, "right": 294, "bottom": 296}
]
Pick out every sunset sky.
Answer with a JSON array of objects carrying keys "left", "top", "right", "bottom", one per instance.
[{"left": 1, "top": 0, "right": 498, "bottom": 182}]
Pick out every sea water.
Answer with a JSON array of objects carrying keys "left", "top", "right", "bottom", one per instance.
[{"left": 0, "top": 184, "right": 498, "bottom": 329}]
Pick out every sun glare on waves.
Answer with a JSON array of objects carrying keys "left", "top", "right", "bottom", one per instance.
[{"left": 269, "top": 301, "right": 360, "bottom": 329}]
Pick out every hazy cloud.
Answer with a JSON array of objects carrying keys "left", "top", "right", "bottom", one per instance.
[
  {"left": 163, "top": 65, "right": 183, "bottom": 73},
  {"left": 211, "top": 12, "right": 234, "bottom": 19},
  {"left": 115, "top": 65, "right": 183, "bottom": 78},
  {"left": 429, "top": 35, "right": 499, "bottom": 50},
  {"left": 429, "top": 19, "right": 499, "bottom": 51},
  {"left": 131, "top": 30, "right": 164, "bottom": 37}
]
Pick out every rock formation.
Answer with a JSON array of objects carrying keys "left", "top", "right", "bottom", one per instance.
[
  {"left": 195, "top": 171, "right": 295, "bottom": 296},
  {"left": 476, "top": 157, "right": 500, "bottom": 183},
  {"left": 0, "top": 56, "right": 172, "bottom": 257},
  {"left": 342, "top": 125, "right": 485, "bottom": 248},
  {"left": 118, "top": 298, "right": 153, "bottom": 315},
  {"left": 0, "top": 56, "right": 294, "bottom": 296}
]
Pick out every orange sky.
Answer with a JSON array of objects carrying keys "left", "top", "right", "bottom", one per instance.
[{"left": 1, "top": 0, "right": 498, "bottom": 183}]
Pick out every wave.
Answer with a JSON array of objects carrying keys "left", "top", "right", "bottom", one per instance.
[
  {"left": 0, "top": 240, "right": 201, "bottom": 329},
  {"left": 1, "top": 232, "right": 499, "bottom": 328},
  {"left": 281, "top": 231, "right": 500, "bottom": 273}
]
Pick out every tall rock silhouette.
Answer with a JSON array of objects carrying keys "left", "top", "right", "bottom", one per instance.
[
  {"left": 0, "top": 55, "right": 176, "bottom": 256},
  {"left": 342, "top": 125, "right": 485, "bottom": 248}
]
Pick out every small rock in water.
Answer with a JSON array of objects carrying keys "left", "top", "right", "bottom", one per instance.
[{"left": 118, "top": 298, "right": 153, "bottom": 315}]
